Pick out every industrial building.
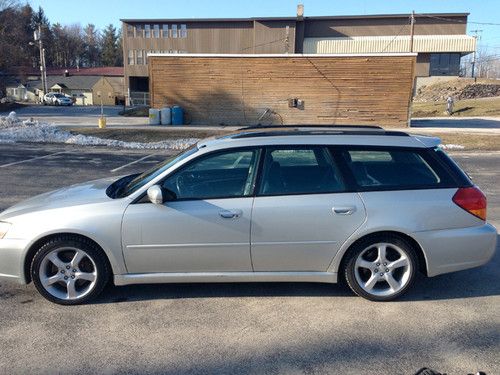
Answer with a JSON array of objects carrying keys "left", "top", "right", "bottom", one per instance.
[{"left": 122, "top": 11, "right": 476, "bottom": 102}]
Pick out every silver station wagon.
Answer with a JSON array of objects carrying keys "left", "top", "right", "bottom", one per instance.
[{"left": 0, "top": 126, "right": 496, "bottom": 304}]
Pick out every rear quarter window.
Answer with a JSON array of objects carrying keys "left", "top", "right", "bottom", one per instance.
[{"left": 340, "top": 147, "right": 455, "bottom": 191}]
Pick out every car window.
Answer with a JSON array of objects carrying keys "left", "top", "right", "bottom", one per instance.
[
  {"left": 342, "top": 148, "right": 443, "bottom": 189},
  {"left": 259, "top": 147, "right": 345, "bottom": 196},
  {"left": 162, "top": 149, "right": 259, "bottom": 200}
]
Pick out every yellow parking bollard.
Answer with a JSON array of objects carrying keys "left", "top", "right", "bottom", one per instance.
[{"left": 98, "top": 116, "right": 107, "bottom": 129}]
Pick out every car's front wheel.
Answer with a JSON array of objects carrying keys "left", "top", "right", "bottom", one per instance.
[
  {"left": 344, "top": 234, "right": 418, "bottom": 301},
  {"left": 31, "top": 236, "right": 110, "bottom": 305}
]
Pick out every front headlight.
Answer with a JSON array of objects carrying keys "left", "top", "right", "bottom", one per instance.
[{"left": 0, "top": 222, "right": 11, "bottom": 239}]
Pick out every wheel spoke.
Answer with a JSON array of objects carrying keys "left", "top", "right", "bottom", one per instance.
[
  {"left": 75, "top": 272, "right": 96, "bottom": 282},
  {"left": 71, "top": 250, "right": 86, "bottom": 268},
  {"left": 377, "top": 244, "right": 387, "bottom": 263},
  {"left": 384, "top": 273, "right": 400, "bottom": 291},
  {"left": 41, "top": 274, "right": 62, "bottom": 287},
  {"left": 388, "top": 257, "right": 409, "bottom": 270},
  {"left": 356, "top": 259, "right": 375, "bottom": 270},
  {"left": 363, "top": 274, "right": 379, "bottom": 291},
  {"left": 66, "top": 280, "right": 77, "bottom": 299},
  {"left": 47, "top": 253, "right": 65, "bottom": 269}
]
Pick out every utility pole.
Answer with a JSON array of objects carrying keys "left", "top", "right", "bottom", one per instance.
[
  {"left": 409, "top": 10, "right": 415, "bottom": 53},
  {"left": 34, "top": 25, "right": 48, "bottom": 95},
  {"left": 470, "top": 29, "right": 482, "bottom": 81},
  {"left": 285, "top": 25, "right": 290, "bottom": 54}
]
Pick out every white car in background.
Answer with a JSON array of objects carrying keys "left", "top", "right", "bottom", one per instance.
[{"left": 43, "top": 92, "right": 73, "bottom": 106}]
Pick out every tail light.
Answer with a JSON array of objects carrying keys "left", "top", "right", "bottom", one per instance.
[{"left": 452, "top": 186, "right": 487, "bottom": 221}]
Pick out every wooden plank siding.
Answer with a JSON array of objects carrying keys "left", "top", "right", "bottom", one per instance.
[{"left": 149, "top": 55, "right": 416, "bottom": 127}]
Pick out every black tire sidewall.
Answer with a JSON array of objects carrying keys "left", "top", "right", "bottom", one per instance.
[
  {"left": 31, "top": 236, "right": 109, "bottom": 305},
  {"left": 344, "top": 234, "right": 418, "bottom": 302}
]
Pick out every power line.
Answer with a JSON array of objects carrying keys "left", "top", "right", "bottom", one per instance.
[
  {"left": 415, "top": 13, "right": 500, "bottom": 26},
  {"left": 380, "top": 16, "right": 411, "bottom": 53}
]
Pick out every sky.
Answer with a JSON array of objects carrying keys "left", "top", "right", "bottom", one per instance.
[{"left": 28, "top": 0, "right": 500, "bottom": 50}]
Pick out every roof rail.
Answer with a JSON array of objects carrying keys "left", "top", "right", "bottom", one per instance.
[{"left": 240, "top": 124, "right": 384, "bottom": 130}]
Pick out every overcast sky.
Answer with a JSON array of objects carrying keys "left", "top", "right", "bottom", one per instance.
[{"left": 28, "top": 0, "right": 500, "bottom": 51}]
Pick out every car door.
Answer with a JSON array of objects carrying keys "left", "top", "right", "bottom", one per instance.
[
  {"left": 250, "top": 146, "right": 366, "bottom": 272},
  {"left": 122, "top": 148, "right": 260, "bottom": 273}
]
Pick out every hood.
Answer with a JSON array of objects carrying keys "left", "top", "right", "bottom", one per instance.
[{"left": 0, "top": 176, "right": 118, "bottom": 221}]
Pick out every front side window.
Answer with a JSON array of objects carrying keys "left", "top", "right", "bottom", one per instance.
[
  {"left": 341, "top": 148, "right": 447, "bottom": 189},
  {"left": 144, "top": 24, "right": 151, "bottom": 38},
  {"left": 162, "top": 24, "right": 168, "bottom": 38},
  {"left": 259, "top": 147, "right": 345, "bottom": 196},
  {"left": 128, "top": 50, "right": 134, "bottom": 65},
  {"left": 162, "top": 149, "right": 260, "bottom": 200},
  {"left": 153, "top": 24, "right": 160, "bottom": 38}
]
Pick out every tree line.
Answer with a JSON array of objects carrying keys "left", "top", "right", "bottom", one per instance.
[{"left": 0, "top": 0, "right": 123, "bottom": 75}]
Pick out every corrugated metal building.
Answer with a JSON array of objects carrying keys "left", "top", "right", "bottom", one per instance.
[{"left": 122, "top": 11, "right": 475, "bottom": 100}]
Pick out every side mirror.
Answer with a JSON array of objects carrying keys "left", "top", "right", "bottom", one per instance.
[
  {"left": 147, "top": 185, "right": 176, "bottom": 205},
  {"left": 147, "top": 185, "right": 164, "bottom": 205}
]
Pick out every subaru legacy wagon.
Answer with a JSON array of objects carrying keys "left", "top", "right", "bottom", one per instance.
[{"left": 0, "top": 126, "right": 496, "bottom": 304}]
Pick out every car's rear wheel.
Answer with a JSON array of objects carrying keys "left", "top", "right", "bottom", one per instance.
[
  {"left": 31, "top": 236, "right": 109, "bottom": 305},
  {"left": 344, "top": 234, "right": 418, "bottom": 301}
]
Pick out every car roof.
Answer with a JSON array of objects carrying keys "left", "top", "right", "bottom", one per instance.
[{"left": 197, "top": 126, "right": 441, "bottom": 150}]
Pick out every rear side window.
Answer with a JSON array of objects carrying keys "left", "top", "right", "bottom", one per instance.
[
  {"left": 259, "top": 147, "right": 345, "bottom": 196},
  {"left": 340, "top": 147, "right": 454, "bottom": 190}
]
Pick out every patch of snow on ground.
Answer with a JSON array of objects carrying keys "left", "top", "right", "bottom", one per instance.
[
  {"left": 0, "top": 112, "right": 198, "bottom": 150},
  {"left": 439, "top": 144, "right": 465, "bottom": 150}
]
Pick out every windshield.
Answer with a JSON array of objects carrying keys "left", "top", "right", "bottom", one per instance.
[{"left": 115, "top": 144, "right": 198, "bottom": 198}]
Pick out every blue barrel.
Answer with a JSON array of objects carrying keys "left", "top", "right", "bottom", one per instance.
[{"left": 171, "top": 105, "right": 184, "bottom": 125}]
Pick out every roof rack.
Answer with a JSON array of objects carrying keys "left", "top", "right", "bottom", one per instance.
[{"left": 240, "top": 124, "right": 384, "bottom": 130}]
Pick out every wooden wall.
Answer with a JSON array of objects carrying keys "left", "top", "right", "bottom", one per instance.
[{"left": 149, "top": 55, "right": 415, "bottom": 127}]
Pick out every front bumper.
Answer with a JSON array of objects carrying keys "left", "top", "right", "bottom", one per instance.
[
  {"left": 0, "top": 238, "right": 30, "bottom": 284},
  {"left": 414, "top": 223, "right": 497, "bottom": 277}
]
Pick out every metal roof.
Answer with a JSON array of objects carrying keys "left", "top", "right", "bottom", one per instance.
[{"left": 120, "top": 13, "right": 469, "bottom": 23}]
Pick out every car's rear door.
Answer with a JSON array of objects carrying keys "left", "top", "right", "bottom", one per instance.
[
  {"left": 122, "top": 148, "right": 260, "bottom": 273},
  {"left": 250, "top": 146, "right": 366, "bottom": 272}
]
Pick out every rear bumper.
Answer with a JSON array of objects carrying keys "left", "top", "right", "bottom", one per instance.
[
  {"left": 414, "top": 223, "right": 497, "bottom": 277},
  {"left": 0, "top": 239, "right": 30, "bottom": 284}
]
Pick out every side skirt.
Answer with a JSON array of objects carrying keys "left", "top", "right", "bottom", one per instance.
[{"left": 114, "top": 271, "right": 338, "bottom": 286}]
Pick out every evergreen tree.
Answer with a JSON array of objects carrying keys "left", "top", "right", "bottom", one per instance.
[
  {"left": 100, "top": 24, "right": 119, "bottom": 66},
  {"left": 83, "top": 23, "right": 100, "bottom": 67}
]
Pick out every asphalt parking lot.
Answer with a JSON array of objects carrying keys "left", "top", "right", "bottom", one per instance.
[{"left": 0, "top": 143, "right": 498, "bottom": 375}]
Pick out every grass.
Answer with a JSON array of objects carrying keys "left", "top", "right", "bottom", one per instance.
[
  {"left": 412, "top": 96, "right": 500, "bottom": 118},
  {"left": 67, "top": 127, "right": 500, "bottom": 151},
  {"left": 118, "top": 106, "right": 150, "bottom": 117},
  {"left": 68, "top": 127, "right": 231, "bottom": 143}
]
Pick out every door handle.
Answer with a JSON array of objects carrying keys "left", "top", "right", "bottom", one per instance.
[
  {"left": 219, "top": 209, "right": 242, "bottom": 219},
  {"left": 332, "top": 206, "right": 356, "bottom": 215}
]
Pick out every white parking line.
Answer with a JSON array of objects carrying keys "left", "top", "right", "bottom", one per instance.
[
  {"left": 110, "top": 154, "right": 157, "bottom": 173},
  {"left": 0, "top": 151, "right": 68, "bottom": 168}
]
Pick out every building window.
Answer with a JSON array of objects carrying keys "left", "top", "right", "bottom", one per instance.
[
  {"left": 127, "top": 24, "right": 134, "bottom": 38},
  {"left": 430, "top": 53, "right": 461, "bottom": 76},
  {"left": 137, "top": 50, "right": 144, "bottom": 65},
  {"left": 162, "top": 24, "right": 168, "bottom": 38},
  {"left": 171, "top": 24, "right": 178, "bottom": 38},
  {"left": 153, "top": 24, "right": 160, "bottom": 38},
  {"left": 135, "top": 24, "right": 143, "bottom": 38},
  {"left": 180, "top": 24, "right": 187, "bottom": 38},
  {"left": 144, "top": 24, "right": 151, "bottom": 38},
  {"left": 128, "top": 50, "right": 134, "bottom": 65}
]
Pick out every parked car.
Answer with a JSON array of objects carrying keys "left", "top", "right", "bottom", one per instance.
[
  {"left": 43, "top": 92, "right": 73, "bottom": 106},
  {"left": 0, "top": 126, "right": 496, "bottom": 304}
]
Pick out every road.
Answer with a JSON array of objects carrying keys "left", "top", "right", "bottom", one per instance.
[{"left": 0, "top": 143, "right": 498, "bottom": 375}]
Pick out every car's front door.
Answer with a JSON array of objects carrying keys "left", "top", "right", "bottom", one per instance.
[
  {"left": 122, "top": 148, "right": 260, "bottom": 273},
  {"left": 250, "top": 146, "right": 366, "bottom": 272}
]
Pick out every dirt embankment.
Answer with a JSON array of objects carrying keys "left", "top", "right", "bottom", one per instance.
[{"left": 414, "top": 78, "right": 500, "bottom": 103}]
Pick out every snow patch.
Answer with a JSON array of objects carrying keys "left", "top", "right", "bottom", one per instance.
[
  {"left": 0, "top": 112, "right": 198, "bottom": 150},
  {"left": 439, "top": 144, "right": 465, "bottom": 150}
]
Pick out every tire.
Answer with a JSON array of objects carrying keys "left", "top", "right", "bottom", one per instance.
[
  {"left": 343, "top": 234, "right": 418, "bottom": 301},
  {"left": 31, "top": 235, "right": 110, "bottom": 305}
]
